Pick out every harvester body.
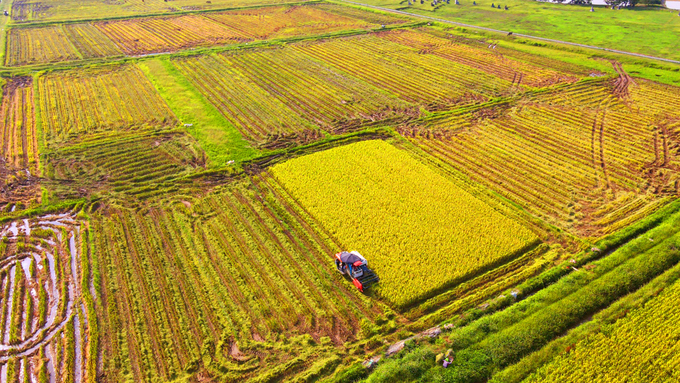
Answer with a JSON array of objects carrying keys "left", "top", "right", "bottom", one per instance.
[{"left": 334, "top": 251, "right": 380, "bottom": 292}]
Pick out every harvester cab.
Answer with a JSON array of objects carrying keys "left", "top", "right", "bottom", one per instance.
[{"left": 334, "top": 251, "right": 380, "bottom": 292}]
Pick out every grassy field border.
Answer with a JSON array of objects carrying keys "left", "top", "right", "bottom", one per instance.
[
  {"left": 138, "top": 57, "right": 259, "bottom": 166},
  {"left": 6, "top": 0, "right": 322, "bottom": 27},
  {"left": 332, "top": 198, "right": 680, "bottom": 383},
  {"left": 0, "top": 20, "right": 423, "bottom": 75}
]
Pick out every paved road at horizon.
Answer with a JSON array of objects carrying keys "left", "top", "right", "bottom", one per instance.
[{"left": 340, "top": 0, "right": 680, "bottom": 65}]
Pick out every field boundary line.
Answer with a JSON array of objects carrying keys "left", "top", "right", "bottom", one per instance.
[
  {"left": 336, "top": 0, "right": 680, "bottom": 65},
  {"left": 5, "top": 0, "right": 322, "bottom": 28},
  {"left": 0, "top": 21, "right": 423, "bottom": 73}
]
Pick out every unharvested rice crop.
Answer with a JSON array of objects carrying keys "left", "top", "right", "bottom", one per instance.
[
  {"left": 271, "top": 140, "right": 539, "bottom": 308},
  {"left": 37, "top": 65, "right": 177, "bottom": 143},
  {"left": 525, "top": 275, "right": 680, "bottom": 382},
  {"left": 400, "top": 79, "right": 680, "bottom": 236}
]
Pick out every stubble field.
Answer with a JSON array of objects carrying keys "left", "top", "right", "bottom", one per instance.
[{"left": 1, "top": 1, "right": 680, "bottom": 382}]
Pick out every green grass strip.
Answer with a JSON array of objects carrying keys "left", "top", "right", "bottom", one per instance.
[
  {"left": 361, "top": 200, "right": 680, "bottom": 382},
  {"left": 137, "top": 58, "right": 259, "bottom": 166}
]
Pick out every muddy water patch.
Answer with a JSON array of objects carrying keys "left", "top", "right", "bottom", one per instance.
[
  {"left": 0, "top": 214, "right": 85, "bottom": 380},
  {"left": 2, "top": 266, "right": 16, "bottom": 345},
  {"left": 73, "top": 314, "right": 82, "bottom": 383}
]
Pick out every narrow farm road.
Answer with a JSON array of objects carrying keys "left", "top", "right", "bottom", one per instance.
[
  {"left": 0, "top": 0, "right": 13, "bottom": 65},
  {"left": 338, "top": 0, "right": 680, "bottom": 65}
]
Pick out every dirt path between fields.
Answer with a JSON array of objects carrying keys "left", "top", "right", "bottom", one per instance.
[{"left": 339, "top": 0, "right": 680, "bottom": 65}]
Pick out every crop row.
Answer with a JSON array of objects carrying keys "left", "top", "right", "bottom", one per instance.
[
  {"left": 204, "top": 3, "right": 403, "bottom": 40},
  {"left": 89, "top": 179, "right": 380, "bottom": 381},
  {"left": 525, "top": 272, "right": 680, "bottom": 382},
  {"left": 173, "top": 46, "right": 410, "bottom": 141},
  {"left": 173, "top": 53, "right": 317, "bottom": 142},
  {"left": 0, "top": 77, "right": 39, "bottom": 175},
  {"left": 401, "top": 79, "right": 680, "bottom": 237},
  {"left": 43, "top": 131, "right": 204, "bottom": 200},
  {"left": 95, "top": 15, "right": 245, "bottom": 56},
  {"left": 62, "top": 23, "right": 124, "bottom": 59},
  {"left": 630, "top": 78, "right": 680, "bottom": 120},
  {"left": 10, "top": 0, "right": 317, "bottom": 23},
  {"left": 175, "top": 29, "right": 587, "bottom": 144},
  {"left": 270, "top": 140, "right": 539, "bottom": 308},
  {"left": 0, "top": 214, "right": 90, "bottom": 383},
  {"left": 294, "top": 33, "right": 512, "bottom": 105},
  {"left": 381, "top": 29, "right": 580, "bottom": 88},
  {"left": 5, "top": 26, "right": 80, "bottom": 66},
  {"left": 6, "top": 3, "right": 404, "bottom": 65},
  {"left": 5, "top": 22, "right": 125, "bottom": 66},
  {"left": 36, "top": 65, "right": 177, "bottom": 144}
]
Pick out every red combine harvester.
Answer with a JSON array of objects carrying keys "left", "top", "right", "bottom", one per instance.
[{"left": 334, "top": 251, "right": 380, "bottom": 292}]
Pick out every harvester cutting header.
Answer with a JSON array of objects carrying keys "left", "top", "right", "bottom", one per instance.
[{"left": 334, "top": 251, "right": 380, "bottom": 292}]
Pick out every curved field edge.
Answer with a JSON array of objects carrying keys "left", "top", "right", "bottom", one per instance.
[
  {"left": 269, "top": 140, "right": 540, "bottom": 308},
  {"left": 2, "top": 7, "right": 680, "bottom": 380},
  {"left": 2, "top": 134, "right": 680, "bottom": 382},
  {"left": 340, "top": 197, "right": 680, "bottom": 383}
]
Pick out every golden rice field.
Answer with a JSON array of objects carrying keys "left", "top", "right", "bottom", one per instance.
[
  {"left": 400, "top": 78, "right": 680, "bottom": 237},
  {"left": 525, "top": 276, "right": 680, "bottom": 382},
  {"left": 2, "top": 2, "right": 680, "bottom": 381},
  {"left": 271, "top": 140, "right": 540, "bottom": 308}
]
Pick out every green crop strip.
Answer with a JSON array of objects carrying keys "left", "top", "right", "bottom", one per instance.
[
  {"left": 138, "top": 58, "right": 259, "bottom": 166},
  {"left": 1, "top": 1, "right": 679, "bottom": 380},
  {"left": 360, "top": 203, "right": 680, "bottom": 382},
  {"left": 345, "top": 0, "right": 680, "bottom": 62}
]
